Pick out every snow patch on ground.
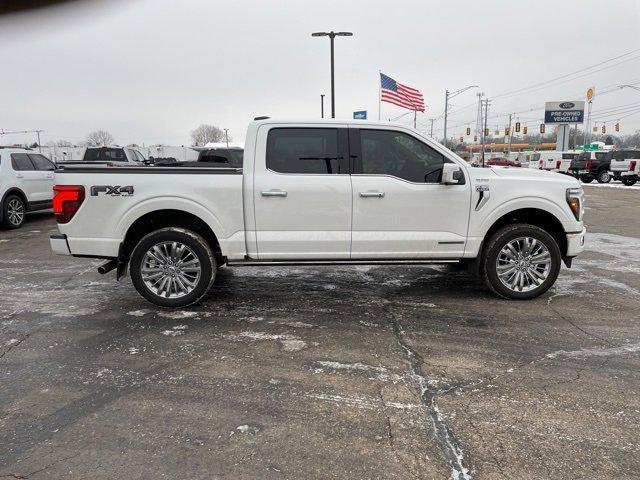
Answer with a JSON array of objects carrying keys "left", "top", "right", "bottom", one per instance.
[
  {"left": 583, "top": 183, "right": 640, "bottom": 190},
  {"left": 127, "top": 309, "right": 151, "bottom": 317},
  {"left": 128, "top": 347, "right": 140, "bottom": 355},
  {"left": 6, "top": 338, "right": 19, "bottom": 346},
  {"left": 306, "top": 393, "right": 421, "bottom": 411},
  {"left": 547, "top": 342, "right": 640, "bottom": 359},
  {"left": 159, "top": 311, "right": 199, "bottom": 320},
  {"left": 162, "top": 325, "right": 189, "bottom": 336},
  {"left": 316, "top": 360, "right": 402, "bottom": 382},
  {"left": 223, "top": 331, "right": 307, "bottom": 351}
]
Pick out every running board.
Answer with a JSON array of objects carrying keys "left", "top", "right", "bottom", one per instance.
[{"left": 227, "top": 259, "right": 461, "bottom": 267}]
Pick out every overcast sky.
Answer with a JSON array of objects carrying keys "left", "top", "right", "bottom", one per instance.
[{"left": 1, "top": 0, "right": 639, "bottom": 146}]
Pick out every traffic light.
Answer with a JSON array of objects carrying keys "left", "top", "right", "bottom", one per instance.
[
  {"left": 473, "top": 135, "right": 478, "bottom": 142},
  {"left": 459, "top": 136, "right": 464, "bottom": 143},
  {"left": 602, "top": 125, "right": 606, "bottom": 134},
  {"left": 515, "top": 122, "right": 521, "bottom": 133},
  {"left": 485, "top": 128, "right": 490, "bottom": 136},
  {"left": 615, "top": 122, "right": 620, "bottom": 132},
  {"left": 466, "top": 127, "right": 471, "bottom": 136},
  {"left": 523, "top": 126, "right": 528, "bottom": 134},
  {"left": 505, "top": 127, "right": 510, "bottom": 135},
  {"left": 540, "top": 124, "right": 545, "bottom": 134}
]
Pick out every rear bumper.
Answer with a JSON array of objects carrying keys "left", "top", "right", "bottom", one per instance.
[
  {"left": 50, "top": 233, "right": 71, "bottom": 255},
  {"left": 566, "top": 227, "right": 586, "bottom": 257}
]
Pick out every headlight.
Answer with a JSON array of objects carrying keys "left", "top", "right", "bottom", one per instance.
[{"left": 566, "top": 187, "right": 584, "bottom": 221}]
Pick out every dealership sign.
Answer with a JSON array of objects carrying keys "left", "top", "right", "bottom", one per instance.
[{"left": 544, "top": 101, "right": 585, "bottom": 124}]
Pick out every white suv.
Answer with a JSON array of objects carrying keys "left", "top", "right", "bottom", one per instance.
[{"left": 0, "top": 148, "right": 56, "bottom": 229}]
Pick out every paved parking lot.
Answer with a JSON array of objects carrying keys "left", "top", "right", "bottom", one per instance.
[{"left": 1, "top": 185, "right": 639, "bottom": 479}]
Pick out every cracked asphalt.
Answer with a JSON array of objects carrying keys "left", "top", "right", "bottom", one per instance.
[{"left": 1, "top": 184, "right": 639, "bottom": 479}]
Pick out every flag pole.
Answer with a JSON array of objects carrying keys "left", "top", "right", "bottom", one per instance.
[{"left": 378, "top": 70, "right": 381, "bottom": 120}]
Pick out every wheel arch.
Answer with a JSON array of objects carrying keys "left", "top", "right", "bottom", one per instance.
[{"left": 121, "top": 209, "right": 224, "bottom": 264}]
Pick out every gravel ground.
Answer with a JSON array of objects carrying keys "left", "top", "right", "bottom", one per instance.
[{"left": 1, "top": 184, "right": 639, "bottom": 479}]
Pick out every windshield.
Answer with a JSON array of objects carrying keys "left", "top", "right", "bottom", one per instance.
[{"left": 84, "top": 148, "right": 127, "bottom": 161}]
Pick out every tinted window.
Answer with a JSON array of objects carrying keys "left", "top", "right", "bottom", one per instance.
[
  {"left": 267, "top": 128, "right": 342, "bottom": 174},
  {"left": 595, "top": 152, "right": 610, "bottom": 161},
  {"left": 29, "top": 154, "right": 55, "bottom": 171},
  {"left": 562, "top": 153, "right": 578, "bottom": 160},
  {"left": 360, "top": 129, "right": 446, "bottom": 183},
  {"left": 84, "top": 148, "right": 127, "bottom": 161},
  {"left": 134, "top": 150, "right": 146, "bottom": 162},
  {"left": 11, "top": 153, "right": 35, "bottom": 171}
]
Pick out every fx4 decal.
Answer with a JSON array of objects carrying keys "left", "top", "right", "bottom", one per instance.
[{"left": 90, "top": 185, "right": 134, "bottom": 197}]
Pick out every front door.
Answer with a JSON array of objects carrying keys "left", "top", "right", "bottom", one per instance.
[
  {"left": 252, "top": 125, "right": 352, "bottom": 259},
  {"left": 349, "top": 127, "right": 471, "bottom": 259},
  {"left": 28, "top": 153, "right": 56, "bottom": 202}
]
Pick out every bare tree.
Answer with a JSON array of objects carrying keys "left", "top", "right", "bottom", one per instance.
[
  {"left": 190, "top": 124, "right": 226, "bottom": 146},
  {"left": 86, "top": 130, "right": 115, "bottom": 146},
  {"left": 56, "top": 139, "right": 74, "bottom": 147}
]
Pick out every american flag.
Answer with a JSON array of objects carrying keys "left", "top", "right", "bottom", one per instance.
[{"left": 380, "top": 73, "right": 425, "bottom": 112}]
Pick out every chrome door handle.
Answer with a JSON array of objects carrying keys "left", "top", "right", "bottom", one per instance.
[
  {"left": 261, "top": 190, "right": 288, "bottom": 197},
  {"left": 359, "top": 191, "right": 385, "bottom": 198},
  {"left": 16, "top": 174, "right": 24, "bottom": 178}
]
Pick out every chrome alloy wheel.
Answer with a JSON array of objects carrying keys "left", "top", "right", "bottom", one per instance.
[
  {"left": 496, "top": 236, "right": 552, "bottom": 293},
  {"left": 7, "top": 199, "right": 24, "bottom": 226},
  {"left": 140, "top": 241, "right": 202, "bottom": 298}
]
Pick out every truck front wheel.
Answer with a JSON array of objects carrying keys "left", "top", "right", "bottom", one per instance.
[
  {"left": 482, "top": 224, "right": 561, "bottom": 300},
  {"left": 622, "top": 177, "right": 637, "bottom": 186},
  {"left": 130, "top": 228, "right": 216, "bottom": 307},
  {"left": 596, "top": 170, "right": 611, "bottom": 183}
]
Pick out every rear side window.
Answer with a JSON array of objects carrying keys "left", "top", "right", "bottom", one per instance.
[
  {"left": 562, "top": 153, "right": 577, "bottom": 160},
  {"left": 84, "top": 148, "right": 127, "bottom": 161},
  {"left": 266, "top": 128, "right": 346, "bottom": 174},
  {"left": 29, "top": 154, "right": 55, "bottom": 171},
  {"left": 11, "top": 153, "right": 35, "bottom": 171}
]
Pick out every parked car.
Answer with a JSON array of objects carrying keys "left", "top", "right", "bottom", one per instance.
[
  {"left": 57, "top": 146, "right": 146, "bottom": 168},
  {"left": 0, "top": 148, "right": 56, "bottom": 229},
  {"left": 609, "top": 150, "right": 640, "bottom": 186},
  {"left": 197, "top": 146, "right": 244, "bottom": 167},
  {"left": 568, "top": 150, "right": 612, "bottom": 183},
  {"left": 49, "top": 118, "right": 586, "bottom": 306},
  {"left": 487, "top": 157, "right": 521, "bottom": 167}
]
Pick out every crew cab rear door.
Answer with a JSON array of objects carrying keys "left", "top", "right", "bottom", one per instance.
[
  {"left": 252, "top": 124, "right": 352, "bottom": 259},
  {"left": 349, "top": 127, "right": 471, "bottom": 259}
]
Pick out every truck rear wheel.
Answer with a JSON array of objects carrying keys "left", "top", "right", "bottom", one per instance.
[
  {"left": 482, "top": 224, "right": 561, "bottom": 300},
  {"left": 2, "top": 195, "right": 26, "bottom": 229},
  {"left": 580, "top": 175, "right": 593, "bottom": 183},
  {"left": 130, "top": 228, "right": 216, "bottom": 307},
  {"left": 596, "top": 170, "right": 611, "bottom": 183}
]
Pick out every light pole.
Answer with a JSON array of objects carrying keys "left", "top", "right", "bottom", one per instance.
[
  {"left": 320, "top": 94, "right": 325, "bottom": 118},
  {"left": 443, "top": 85, "right": 478, "bottom": 147},
  {"left": 311, "top": 31, "right": 353, "bottom": 118}
]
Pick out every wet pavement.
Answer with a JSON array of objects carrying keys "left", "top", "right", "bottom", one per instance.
[{"left": 1, "top": 185, "right": 639, "bottom": 479}]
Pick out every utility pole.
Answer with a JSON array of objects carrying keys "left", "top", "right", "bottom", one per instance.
[
  {"left": 475, "top": 92, "right": 484, "bottom": 140},
  {"left": 443, "top": 84, "right": 478, "bottom": 147},
  {"left": 311, "top": 31, "right": 353, "bottom": 119},
  {"left": 482, "top": 98, "right": 490, "bottom": 167},
  {"left": 506, "top": 113, "right": 513, "bottom": 156},
  {"left": 36, "top": 129, "right": 43, "bottom": 152},
  {"left": 413, "top": 110, "right": 417, "bottom": 129},
  {"left": 320, "top": 94, "right": 325, "bottom": 118},
  {"left": 223, "top": 129, "right": 229, "bottom": 148},
  {"left": 429, "top": 118, "right": 434, "bottom": 138}
]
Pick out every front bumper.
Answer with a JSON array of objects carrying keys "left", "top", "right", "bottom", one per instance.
[
  {"left": 50, "top": 233, "right": 71, "bottom": 255},
  {"left": 566, "top": 227, "right": 586, "bottom": 257}
]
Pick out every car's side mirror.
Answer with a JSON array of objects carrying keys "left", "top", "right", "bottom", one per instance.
[{"left": 442, "top": 163, "right": 465, "bottom": 185}]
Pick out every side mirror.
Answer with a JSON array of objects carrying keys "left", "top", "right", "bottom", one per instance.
[{"left": 442, "top": 163, "right": 465, "bottom": 185}]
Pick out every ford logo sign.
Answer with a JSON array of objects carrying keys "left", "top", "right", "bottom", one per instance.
[{"left": 559, "top": 102, "right": 575, "bottom": 109}]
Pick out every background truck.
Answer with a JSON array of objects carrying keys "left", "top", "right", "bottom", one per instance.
[
  {"left": 49, "top": 118, "right": 586, "bottom": 307},
  {"left": 568, "top": 150, "right": 613, "bottom": 183},
  {"left": 609, "top": 149, "right": 640, "bottom": 186},
  {"left": 57, "top": 146, "right": 146, "bottom": 168}
]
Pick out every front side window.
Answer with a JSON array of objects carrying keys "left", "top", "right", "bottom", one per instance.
[
  {"left": 360, "top": 129, "right": 447, "bottom": 183},
  {"left": 11, "top": 153, "right": 35, "bottom": 171},
  {"left": 267, "top": 128, "right": 343, "bottom": 174},
  {"left": 29, "top": 154, "right": 55, "bottom": 171}
]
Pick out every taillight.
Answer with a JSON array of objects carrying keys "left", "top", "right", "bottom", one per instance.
[
  {"left": 584, "top": 161, "right": 593, "bottom": 169},
  {"left": 539, "top": 160, "right": 544, "bottom": 169},
  {"left": 556, "top": 160, "right": 562, "bottom": 169},
  {"left": 630, "top": 161, "right": 637, "bottom": 171},
  {"left": 53, "top": 185, "right": 85, "bottom": 223}
]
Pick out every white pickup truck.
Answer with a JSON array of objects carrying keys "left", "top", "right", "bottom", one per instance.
[
  {"left": 49, "top": 118, "right": 586, "bottom": 307},
  {"left": 609, "top": 149, "right": 640, "bottom": 186}
]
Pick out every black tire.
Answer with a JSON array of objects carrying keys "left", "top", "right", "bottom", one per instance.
[
  {"left": 596, "top": 170, "right": 611, "bottom": 183},
  {"left": 482, "top": 223, "right": 562, "bottom": 300},
  {"left": 2, "top": 194, "right": 26, "bottom": 229},
  {"left": 622, "top": 177, "right": 637, "bottom": 186},
  {"left": 130, "top": 227, "right": 216, "bottom": 307},
  {"left": 580, "top": 175, "right": 594, "bottom": 183}
]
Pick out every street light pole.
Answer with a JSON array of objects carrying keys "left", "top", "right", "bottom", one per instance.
[
  {"left": 312, "top": 31, "right": 353, "bottom": 119},
  {"left": 320, "top": 94, "right": 325, "bottom": 118},
  {"left": 443, "top": 85, "right": 478, "bottom": 147}
]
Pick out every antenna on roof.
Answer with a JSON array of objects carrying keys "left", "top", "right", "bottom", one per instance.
[{"left": 254, "top": 116, "right": 270, "bottom": 121}]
